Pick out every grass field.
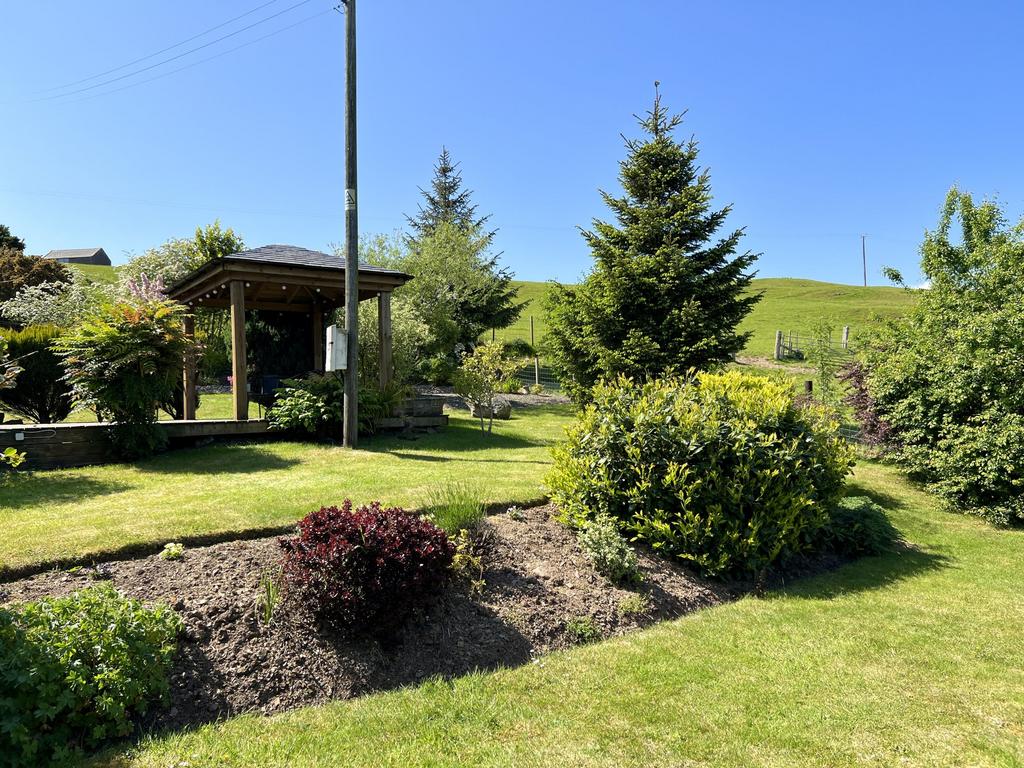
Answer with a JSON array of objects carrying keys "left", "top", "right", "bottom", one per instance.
[
  {"left": 494, "top": 278, "right": 918, "bottom": 359},
  {"left": 70, "top": 263, "right": 120, "bottom": 285},
  {"left": 0, "top": 405, "right": 573, "bottom": 574},
  {"left": 102, "top": 460, "right": 1024, "bottom": 768}
]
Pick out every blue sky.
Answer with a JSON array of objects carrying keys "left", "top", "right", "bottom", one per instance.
[{"left": 4, "top": 1, "right": 1023, "bottom": 286}]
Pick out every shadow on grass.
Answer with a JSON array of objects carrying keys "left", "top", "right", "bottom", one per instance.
[
  {"left": 779, "top": 542, "right": 951, "bottom": 601},
  {"left": 133, "top": 444, "right": 301, "bottom": 475},
  {"left": 0, "top": 474, "right": 130, "bottom": 510},
  {"left": 362, "top": 421, "right": 551, "bottom": 454}
]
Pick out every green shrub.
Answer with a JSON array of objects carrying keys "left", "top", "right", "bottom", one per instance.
[
  {"left": 548, "top": 372, "right": 855, "bottom": 577},
  {"left": 577, "top": 515, "right": 640, "bottom": 584},
  {"left": 0, "top": 584, "right": 181, "bottom": 765},
  {"left": 269, "top": 373, "right": 406, "bottom": 437},
  {"left": 423, "top": 479, "right": 485, "bottom": 534},
  {"left": 268, "top": 385, "right": 340, "bottom": 434},
  {"left": 861, "top": 189, "right": 1024, "bottom": 525},
  {"left": 0, "top": 325, "right": 73, "bottom": 423},
  {"left": 159, "top": 542, "right": 185, "bottom": 561},
  {"left": 815, "top": 496, "right": 899, "bottom": 558},
  {"left": 54, "top": 300, "right": 195, "bottom": 459},
  {"left": 565, "top": 616, "right": 601, "bottom": 644}
]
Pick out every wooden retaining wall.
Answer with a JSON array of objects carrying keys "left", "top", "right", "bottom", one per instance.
[
  {"left": 0, "top": 420, "right": 273, "bottom": 471},
  {"left": 0, "top": 397, "right": 448, "bottom": 471}
]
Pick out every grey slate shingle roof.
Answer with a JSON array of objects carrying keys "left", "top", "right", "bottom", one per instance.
[
  {"left": 44, "top": 248, "right": 107, "bottom": 261},
  {"left": 225, "top": 244, "right": 407, "bottom": 276}
]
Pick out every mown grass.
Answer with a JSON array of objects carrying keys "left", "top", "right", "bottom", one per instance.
[
  {"left": 101, "top": 461, "right": 1024, "bottom": 767},
  {"left": 493, "top": 278, "right": 917, "bottom": 360},
  {"left": 63, "top": 393, "right": 261, "bottom": 423},
  {"left": 0, "top": 405, "right": 573, "bottom": 573}
]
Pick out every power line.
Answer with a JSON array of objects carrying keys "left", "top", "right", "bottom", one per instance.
[
  {"left": 37, "top": 0, "right": 285, "bottom": 93},
  {"left": 30, "top": 0, "right": 318, "bottom": 103},
  {"left": 58, "top": 7, "right": 337, "bottom": 105}
]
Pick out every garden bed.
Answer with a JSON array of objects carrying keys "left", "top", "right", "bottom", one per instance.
[{"left": 1, "top": 504, "right": 729, "bottom": 733}]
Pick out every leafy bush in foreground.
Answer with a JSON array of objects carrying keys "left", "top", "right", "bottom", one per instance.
[
  {"left": 280, "top": 501, "right": 454, "bottom": 634},
  {"left": 0, "top": 325, "right": 74, "bottom": 423},
  {"left": 0, "top": 584, "right": 181, "bottom": 766},
  {"left": 548, "top": 372, "right": 855, "bottom": 577}
]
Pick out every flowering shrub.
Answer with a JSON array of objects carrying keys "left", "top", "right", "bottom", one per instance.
[{"left": 280, "top": 501, "right": 454, "bottom": 633}]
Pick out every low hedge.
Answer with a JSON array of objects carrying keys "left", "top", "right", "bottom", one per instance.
[{"left": 547, "top": 372, "right": 855, "bottom": 576}]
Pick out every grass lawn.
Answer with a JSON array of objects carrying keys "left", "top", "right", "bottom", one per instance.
[
  {"left": 63, "top": 393, "right": 262, "bottom": 423},
  {"left": 104, "top": 461, "right": 1024, "bottom": 768},
  {"left": 0, "top": 405, "right": 574, "bottom": 573},
  {"left": 495, "top": 278, "right": 917, "bottom": 360}
]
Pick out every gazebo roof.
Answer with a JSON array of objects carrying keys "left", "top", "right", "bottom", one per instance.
[{"left": 166, "top": 244, "right": 412, "bottom": 312}]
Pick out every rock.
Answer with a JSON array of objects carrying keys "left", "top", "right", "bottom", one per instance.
[{"left": 470, "top": 396, "right": 512, "bottom": 420}]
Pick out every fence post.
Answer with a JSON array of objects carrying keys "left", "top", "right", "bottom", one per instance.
[
  {"left": 774, "top": 330, "right": 783, "bottom": 360},
  {"left": 531, "top": 316, "right": 540, "bottom": 387},
  {"left": 842, "top": 325, "right": 850, "bottom": 349}
]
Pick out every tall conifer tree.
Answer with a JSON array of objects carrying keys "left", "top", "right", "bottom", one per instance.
[
  {"left": 546, "top": 85, "right": 760, "bottom": 403},
  {"left": 406, "top": 147, "right": 493, "bottom": 245}
]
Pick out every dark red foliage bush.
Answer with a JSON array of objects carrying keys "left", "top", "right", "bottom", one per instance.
[
  {"left": 280, "top": 500, "right": 454, "bottom": 633},
  {"left": 839, "top": 360, "right": 894, "bottom": 448}
]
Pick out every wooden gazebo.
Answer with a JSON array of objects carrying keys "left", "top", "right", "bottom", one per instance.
[{"left": 166, "top": 245, "right": 412, "bottom": 421}]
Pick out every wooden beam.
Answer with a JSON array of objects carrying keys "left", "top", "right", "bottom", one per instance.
[
  {"left": 312, "top": 306, "right": 324, "bottom": 373},
  {"left": 182, "top": 315, "right": 197, "bottom": 420},
  {"left": 378, "top": 291, "right": 393, "bottom": 389},
  {"left": 230, "top": 280, "right": 249, "bottom": 421}
]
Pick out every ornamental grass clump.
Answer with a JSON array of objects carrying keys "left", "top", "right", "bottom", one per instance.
[
  {"left": 280, "top": 501, "right": 454, "bottom": 634},
  {"left": 548, "top": 372, "right": 855, "bottom": 577}
]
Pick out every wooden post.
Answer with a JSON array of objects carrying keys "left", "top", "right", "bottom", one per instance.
[
  {"left": 312, "top": 306, "right": 324, "bottom": 373},
  {"left": 531, "top": 315, "right": 539, "bottom": 386},
  {"left": 775, "top": 330, "right": 783, "bottom": 360},
  {"left": 341, "top": 0, "right": 359, "bottom": 448},
  {"left": 182, "top": 314, "right": 197, "bottom": 420},
  {"left": 842, "top": 325, "right": 850, "bottom": 349},
  {"left": 378, "top": 291, "right": 393, "bottom": 389},
  {"left": 229, "top": 281, "right": 248, "bottom": 422}
]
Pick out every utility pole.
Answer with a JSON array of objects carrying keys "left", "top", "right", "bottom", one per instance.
[
  {"left": 861, "top": 234, "right": 867, "bottom": 288},
  {"left": 342, "top": 0, "right": 359, "bottom": 447}
]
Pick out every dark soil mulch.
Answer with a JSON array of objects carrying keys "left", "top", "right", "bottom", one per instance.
[{"left": 2, "top": 505, "right": 730, "bottom": 732}]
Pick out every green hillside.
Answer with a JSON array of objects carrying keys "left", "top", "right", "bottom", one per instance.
[
  {"left": 65, "top": 267, "right": 916, "bottom": 361},
  {"left": 68, "top": 263, "right": 119, "bottom": 285},
  {"left": 496, "top": 278, "right": 918, "bottom": 359}
]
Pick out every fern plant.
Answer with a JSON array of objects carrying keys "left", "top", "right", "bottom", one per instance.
[{"left": 54, "top": 299, "right": 196, "bottom": 458}]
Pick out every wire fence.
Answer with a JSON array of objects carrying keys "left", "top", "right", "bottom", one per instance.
[{"left": 774, "top": 326, "right": 857, "bottom": 361}]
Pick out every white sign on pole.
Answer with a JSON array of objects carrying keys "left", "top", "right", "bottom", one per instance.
[{"left": 325, "top": 324, "right": 348, "bottom": 371}]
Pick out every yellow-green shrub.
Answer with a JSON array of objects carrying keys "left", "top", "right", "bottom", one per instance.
[{"left": 547, "top": 372, "right": 855, "bottom": 576}]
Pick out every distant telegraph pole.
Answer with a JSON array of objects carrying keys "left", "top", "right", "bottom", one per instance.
[
  {"left": 861, "top": 234, "right": 867, "bottom": 287},
  {"left": 342, "top": 0, "right": 359, "bottom": 448}
]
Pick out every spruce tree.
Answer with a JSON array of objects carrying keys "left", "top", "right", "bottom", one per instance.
[
  {"left": 406, "top": 147, "right": 493, "bottom": 245},
  {"left": 546, "top": 86, "right": 760, "bottom": 403},
  {"left": 402, "top": 148, "right": 524, "bottom": 376}
]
